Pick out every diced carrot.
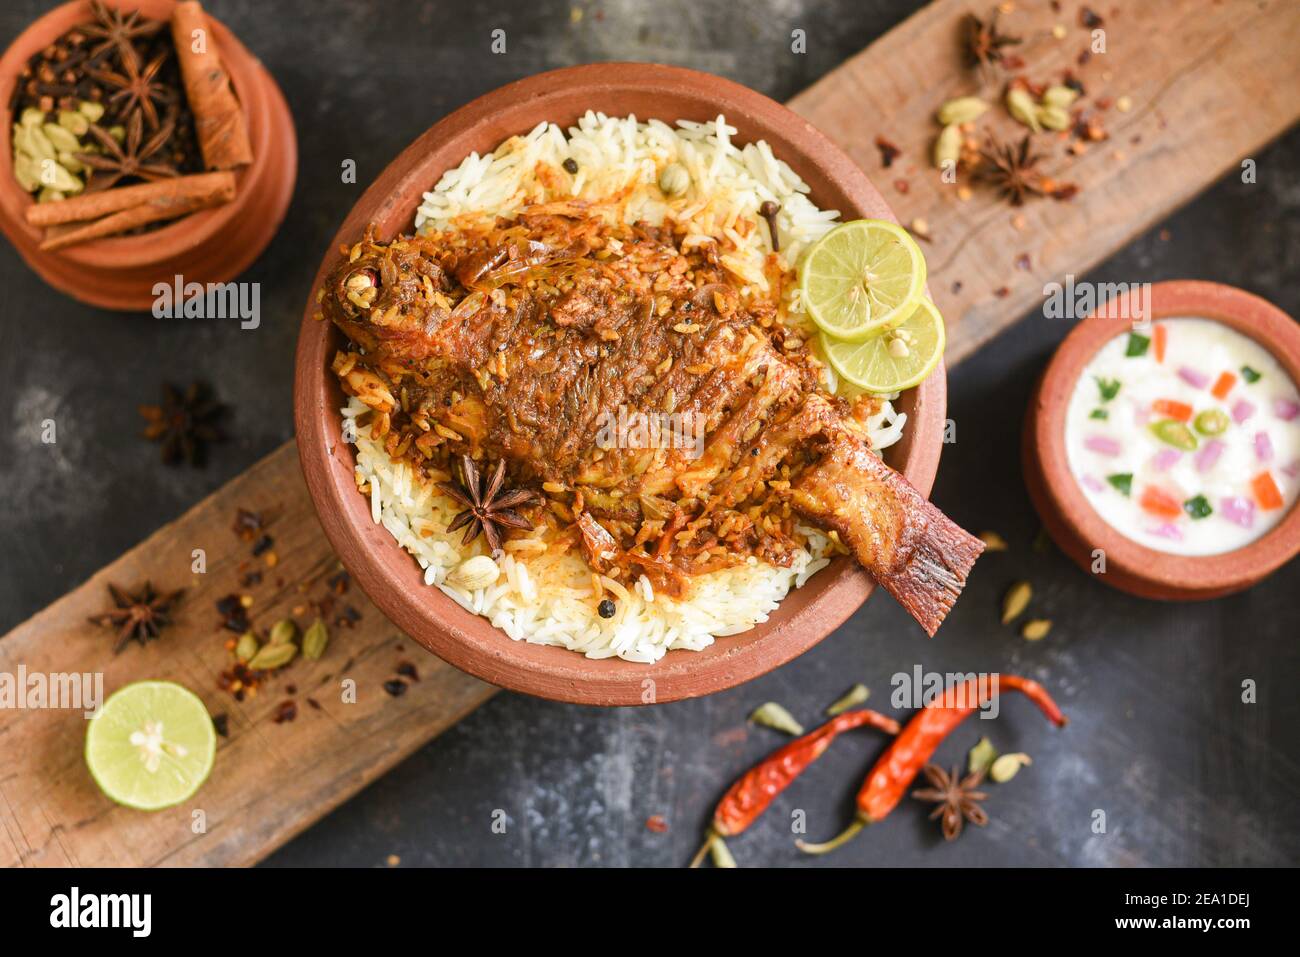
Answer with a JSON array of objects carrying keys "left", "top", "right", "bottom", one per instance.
[
  {"left": 1152, "top": 399, "right": 1193, "bottom": 422},
  {"left": 1210, "top": 371, "right": 1236, "bottom": 399},
  {"left": 1153, "top": 324, "right": 1167, "bottom": 363},
  {"left": 1139, "top": 485, "right": 1183, "bottom": 519},
  {"left": 1252, "top": 471, "right": 1284, "bottom": 510}
]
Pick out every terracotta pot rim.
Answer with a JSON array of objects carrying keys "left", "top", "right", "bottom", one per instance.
[
  {"left": 0, "top": 0, "right": 297, "bottom": 309},
  {"left": 293, "top": 63, "right": 949, "bottom": 704},
  {"left": 1027, "top": 279, "right": 1300, "bottom": 599}
]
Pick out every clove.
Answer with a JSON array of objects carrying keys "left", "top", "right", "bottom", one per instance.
[{"left": 758, "top": 200, "right": 781, "bottom": 252}]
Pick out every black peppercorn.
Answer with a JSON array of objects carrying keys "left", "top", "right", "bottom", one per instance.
[
  {"left": 563, "top": 157, "right": 579, "bottom": 174},
  {"left": 598, "top": 598, "right": 616, "bottom": 618}
]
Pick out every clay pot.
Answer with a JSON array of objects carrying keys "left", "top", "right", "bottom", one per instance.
[
  {"left": 0, "top": 0, "right": 296, "bottom": 311},
  {"left": 294, "top": 63, "right": 949, "bottom": 705},
  {"left": 1024, "top": 280, "right": 1300, "bottom": 599}
]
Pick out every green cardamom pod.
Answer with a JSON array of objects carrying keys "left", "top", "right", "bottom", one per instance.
[
  {"left": 248, "top": 640, "right": 298, "bottom": 671},
  {"left": 749, "top": 701, "right": 804, "bottom": 736},
  {"left": 937, "top": 95, "right": 989, "bottom": 126},
  {"left": 43, "top": 123, "right": 80, "bottom": 153},
  {"left": 77, "top": 99, "right": 106, "bottom": 123},
  {"left": 1038, "top": 105, "right": 1071, "bottom": 131},
  {"left": 933, "top": 123, "right": 963, "bottom": 169},
  {"left": 1001, "top": 580, "right": 1033, "bottom": 624},
  {"left": 1006, "top": 88, "right": 1041, "bottom": 132},
  {"left": 1042, "top": 85, "right": 1080, "bottom": 109},
  {"left": 269, "top": 618, "right": 298, "bottom": 645},
  {"left": 826, "top": 683, "right": 869, "bottom": 716},
  {"left": 235, "top": 631, "right": 260, "bottom": 663},
  {"left": 302, "top": 619, "right": 329, "bottom": 660}
]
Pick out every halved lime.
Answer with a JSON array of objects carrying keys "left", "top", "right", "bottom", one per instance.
[
  {"left": 822, "top": 297, "right": 946, "bottom": 394},
  {"left": 85, "top": 680, "right": 216, "bottom": 811},
  {"left": 799, "top": 219, "right": 927, "bottom": 341}
]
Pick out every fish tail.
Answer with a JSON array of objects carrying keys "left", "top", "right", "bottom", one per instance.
[{"left": 876, "top": 505, "right": 984, "bottom": 637}]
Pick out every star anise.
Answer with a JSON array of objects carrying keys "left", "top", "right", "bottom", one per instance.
[
  {"left": 438, "top": 455, "right": 539, "bottom": 554},
  {"left": 963, "top": 10, "right": 1021, "bottom": 77},
  {"left": 976, "top": 134, "right": 1045, "bottom": 206},
  {"left": 139, "top": 381, "right": 226, "bottom": 466},
  {"left": 82, "top": 0, "right": 165, "bottom": 67},
  {"left": 77, "top": 109, "right": 178, "bottom": 190},
  {"left": 88, "top": 581, "right": 184, "bottom": 653},
  {"left": 88, "top": 48, "right": 174, "bottom": 130},
  {"left": 912, "top": 764, "right": 989, "bottom": 841}
]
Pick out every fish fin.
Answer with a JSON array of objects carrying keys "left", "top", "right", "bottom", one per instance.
[{"left": 875, "top": 506, "right": 985, "bottom": 637}]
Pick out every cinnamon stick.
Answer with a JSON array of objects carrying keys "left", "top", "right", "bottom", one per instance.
[
  {"left": 171, "top": 1, "right": 253, "bottom": 170},
  {"left": 39, "top": 176, "right": 237, "bottom": 251},
  {"left": 26, "top": 172, "right": 237, "bottom": 227}
]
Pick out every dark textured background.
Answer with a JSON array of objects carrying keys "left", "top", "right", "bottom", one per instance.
[{"left": 2, "top": 0, "right": 1297, "bottom": 867}]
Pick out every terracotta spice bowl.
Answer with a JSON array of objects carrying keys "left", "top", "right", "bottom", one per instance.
[
  {"left": 0, "top": 0, "right": 296, "bottom": 311},
  {"left": 1024, "top": 280, "right": 1300, "bottom": 600},
  {"left": 293, "top": 63, "right": 951, "bottom": 706}
]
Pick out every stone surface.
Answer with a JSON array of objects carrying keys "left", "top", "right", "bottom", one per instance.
[{"left": 1, "top": 0, "right": 1297, "bottom": 867}]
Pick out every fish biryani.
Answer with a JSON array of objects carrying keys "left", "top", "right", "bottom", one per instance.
[{"left": 317, "top": 113, "right": 982, "bottom": 662}]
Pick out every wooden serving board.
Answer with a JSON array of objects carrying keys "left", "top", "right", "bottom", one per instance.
[{"left": 2, "top": 0, "right": 1296, "bottom": 867}]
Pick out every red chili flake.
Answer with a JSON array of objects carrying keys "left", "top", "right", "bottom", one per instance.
[
  {"left": 893, "top": 178, "right": 910, "bottom": 194},
  {"left": 1079, "top": 7, "right": 1104, "bottom": 28},
  {"left": 396, "top": 661, "right": 420, "bottom": 682},
  {"left": 1050, "top": 182, "right": 1080, "bottom": 201},
  {"left": 251, "top": 534, "right": 274, "bottom": 557},
  {"left": 995, "top": 286, "right": 1011, "bottom": 298},
  {"left": 383, "top": 680, "right": 408, "bottom": 698},
  {"left": 286, "top": 684, "right": 297, "bottom": 695},
  {"left": 951, "top": 280, "right": 964, "bottom": 295},
  {"left": 1002, "top": 53, "right": 1026, "bottom": 71},
  {"left": 1014, "top": 253, "right": 1032, "bottom": 271},
  {"left": 306, "top": 697, "right": 322, "bottom": 711},
  {"left": 327, "top": 570, "right": 351, "bottom": 594},
  {"left": 1050, "top": 0, "right": 1061, "bottom": 10},
  {"left": 212, "top": 713, "right": 229, "bottom": 738},
  {"left": 232, "top": 508, "right": 263, "bottom": 541},
  {"left": 645, "top": 815, "right": 670, "bottom": 834},
  {"left": 238, "top": 568, "right": 263, "bottom": 589},
  {"left": 1063, "top": 72, "right": 1085, "bottom": 95},
  {"left": 273, "top": 700, "right": 297, "bottom": 724},
  {"left": 1077, "top": 49, "right": 1092, "bottom": 67},
  {"left": 1159, "top": 228, "right": 1171, "bottom": 241},
  {"left": 874, "top": 135, "right": 902, "bottom": 169},
  {"left": 1094, "top": 95, "right": 1113, "bottom": 111}
]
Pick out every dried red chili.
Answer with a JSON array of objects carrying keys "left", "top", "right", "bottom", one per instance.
[
  {"left": 689, "top": 708, "right": 900, "bottom": 866},
  {"left": 798, "top": 674, "right": 1066, "bottom": 854}
]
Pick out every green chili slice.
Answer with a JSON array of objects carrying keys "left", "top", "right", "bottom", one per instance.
[
  {"left": 1125, "top": 333, "right": 1150, "bottom": 357},
  {"left": 1183, "top": 495, "right": 1213, "bottom": 520},
  {"left": 1193, "top": 408, "right": 1229, "bottom": 436},
  {"left": 1240, "top": 366, "right": 1261, "bottom": 384},
  {"left": 1089, "top": 409, "right": 1109, "bottom": 420},
  {"left": 1106, "top": 473, "right": 1133, "bottom": 496},
  {"left": 1095, "top": 377, "right": 1122, "bottom": 402},
  {"left": 1150, "top": 419, "right": 1198, "bottom": 451}
]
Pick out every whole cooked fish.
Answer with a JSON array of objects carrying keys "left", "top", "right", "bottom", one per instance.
[{"left": 319, "top": 206, "right": 983, "bottom": 635}]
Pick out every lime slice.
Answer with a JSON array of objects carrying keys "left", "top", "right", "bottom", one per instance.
[
  {"left": 799, "top": 219, "right": 927, "bottom": 341},
  {"left": 85, "top": 680, "right": 216, "bottom": 811},
  {"left": 822, "top": 297, "right": 946, "bottom": 394}
]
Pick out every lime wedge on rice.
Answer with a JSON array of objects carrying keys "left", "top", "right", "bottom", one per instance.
[
  {"left": 821, "top": 297, "right": 946, "bottom": 394},
  {"left": 85, "top": 680, "right": 216, "bottom": 811},
  {"left": 799, "top": 219, "right": 927, "bottom": 341}
]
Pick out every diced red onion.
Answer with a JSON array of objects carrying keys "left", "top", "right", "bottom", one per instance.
[
  {"left": 1283, "top": 459, "right": 1300, "bottom": 479},
  {"left": 1254, "top": 431, "right": 1274, "bottom": 463},
  {"left": 1231, "top": 399, "right": 1256, "bottom": 424},
  {"left": 1274, "top": 397, "right": 1300, "bottom": 421},
  {"left": 1177, "top": 366, "right": 1209, "bottom": 389},
  {"left": 1152, "top": 449, "right": 1181, "bottom": 472},
  {"left": 1195, "top": 439, "right": 1225, "bottom": 472},
  {"left": 1084, "top": 435, "right": 1121, "bottom": 456},
  {"left": 1081, "top": 474, "right": 1105, "bottom": 492},
  {"left": 1220, "top": 496, "right": 1256, "bottom": 528},
  {"left": 1146, "top": 523, "right": 1183, "bottom": 541}
]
